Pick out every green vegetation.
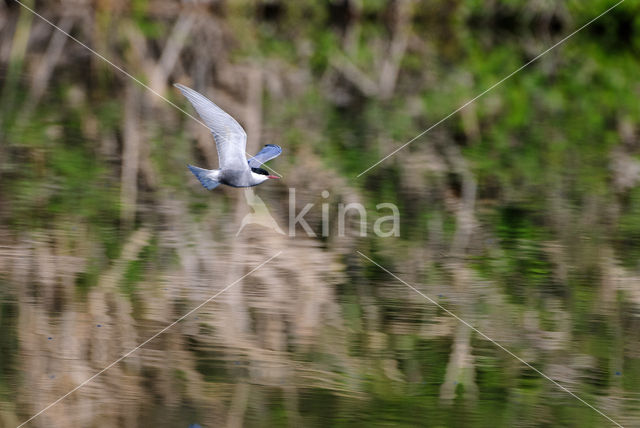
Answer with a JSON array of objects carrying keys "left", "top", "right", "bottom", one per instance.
[{"left": 1, "top": 0, "right": 639, "bottom": 426}]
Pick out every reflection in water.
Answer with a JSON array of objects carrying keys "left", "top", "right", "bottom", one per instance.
[
  {"left": 0, "top": 191, "right": 351, "bottom": 427},
  {"left": 1, "top": 1, "right": 640, "bottom": 427},
  {"left": 2, "top": 194, "right": 640, "bottom": 426}
]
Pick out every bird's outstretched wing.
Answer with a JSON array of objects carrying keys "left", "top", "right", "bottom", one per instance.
[
  {"left": 248, "top": 144, "right": 282, "bottom": 168},
  {"left": 175, "top": 84, "right": 249, "bottom": 171}
]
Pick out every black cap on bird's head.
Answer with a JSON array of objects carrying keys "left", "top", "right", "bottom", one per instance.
[
  {"left": 251, "top": 167, "right": 280, "bottom": 179},
  {"left": 251, "top": 167, "right": 269, "bottom": 176}
]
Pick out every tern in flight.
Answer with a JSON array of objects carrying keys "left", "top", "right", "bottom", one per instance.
[{"left": 175, "top": 84, "right": 282, "bottom": 189}]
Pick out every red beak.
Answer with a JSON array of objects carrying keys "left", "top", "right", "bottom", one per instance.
[{"left": 268, "top": 175, "right": 280, "bottom": 179}]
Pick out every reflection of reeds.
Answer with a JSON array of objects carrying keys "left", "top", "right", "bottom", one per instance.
[
  {"left": 0, "top": 209, "right": 354, "bottom": 426},
  {"left": 1, "top": 1, "right": 640, "bottom": 427}
]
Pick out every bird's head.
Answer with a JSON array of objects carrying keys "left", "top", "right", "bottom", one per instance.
[{"left": 251, "top": 167, "right": 279, "bottom": 179}]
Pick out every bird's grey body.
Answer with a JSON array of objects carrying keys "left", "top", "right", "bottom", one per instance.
[{"left": 175, "top": 84, "right": 281, "bottom": 189}]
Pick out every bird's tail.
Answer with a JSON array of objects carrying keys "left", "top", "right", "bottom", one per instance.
[{"left": 187, "top": 165, "right": 220, "bottom": 190}]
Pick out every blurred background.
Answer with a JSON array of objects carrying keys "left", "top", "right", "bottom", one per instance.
[{"left": 1, "top": 0, "right": 640, "bottom": 427}]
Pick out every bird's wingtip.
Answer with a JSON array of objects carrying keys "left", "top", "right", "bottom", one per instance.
[{"left": 264, "top": 144, "right": 282, "bottom": 153}]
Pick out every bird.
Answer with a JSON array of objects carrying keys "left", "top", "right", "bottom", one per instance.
[{"left": 174, "top": 83, "right": 282, "bottom": 189}]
